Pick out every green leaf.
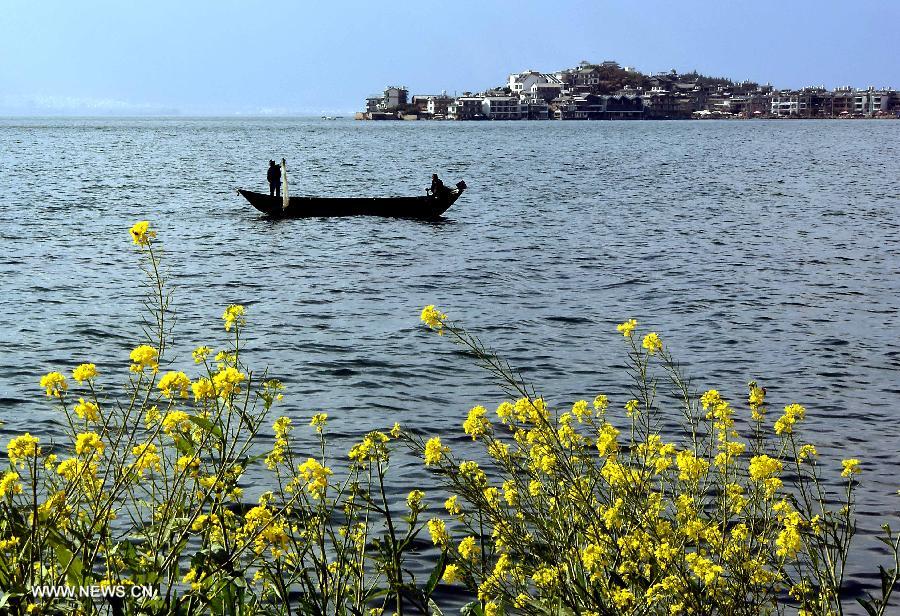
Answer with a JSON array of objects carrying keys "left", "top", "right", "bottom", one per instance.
[
  {"left": 172, "top": 434, "right": 195, "bottom": 455},
  {"left": 0, "top": 592, "right": 16, "bottom": 609},
  {"left": 424, "top": 552, "right": 447, "bottom": 597},
  {"left": 857, "top": 597, "right": 879, "bottom": 616},
  {"left": 880, "top": 565, "right": 893, "bottom": 600},
  {"left": 187, "top": 414, "right": 224, "bottom": 439},
  {"left": 45, "top": 532, "right": 84, "bottom": 586},
  {"left": 460, "top": 601, "right": 484, "bottom": 616}
]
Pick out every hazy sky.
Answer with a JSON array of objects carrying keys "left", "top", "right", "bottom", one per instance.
[{"left": 1, "top": 0, "right": 897, "bottom": 115}]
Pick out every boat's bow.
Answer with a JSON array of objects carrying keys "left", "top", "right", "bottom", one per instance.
[
  {"left": 434, "top": 180, "right": 467, "bottom": 215},
  {"left": 237, "top": 189, "right": 282, "bottom": 216}
]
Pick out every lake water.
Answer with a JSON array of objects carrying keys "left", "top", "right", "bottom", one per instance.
[{"left": 1, "top": 118, "right": 898, "bottom": 610}]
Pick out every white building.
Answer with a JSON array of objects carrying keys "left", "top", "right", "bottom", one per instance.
[
  {"left": 382, "top": 87, "right": 408, "bottom": 110},
  {"left": 530, "top": 82, "right": 562, "bottom": 102},
  {"left": 482, "top": 96, "right": 525, "bottom": 120},
  {"left": 508, "top": 70, "right": 563, "bottom": 95},
  {"left": 854, "top": 88, "right": 892, "bottom": 115},
  {"left": 448, "top": 96, "right": 484, "bottom": 120},
  {"left": 426, "top": 95, "right": 453, "bottom": 116},
  {"left": 508, "top": 70, "right": 546, "bottom": 94},
  {"left": 770, "top": 92, "right": 803, "bottom": 116}
]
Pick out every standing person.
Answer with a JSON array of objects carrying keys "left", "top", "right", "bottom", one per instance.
[{"left": 267, "top": 160, "right": 281, "bottom": 197}]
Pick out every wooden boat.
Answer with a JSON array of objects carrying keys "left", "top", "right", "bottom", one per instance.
[{"left": 237, "top": 180, "right": 467, "bottom": 219}]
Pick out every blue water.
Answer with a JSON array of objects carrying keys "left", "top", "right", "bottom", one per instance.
[{"left": 1, "top": 118, "right": 898, "bottom": 610}]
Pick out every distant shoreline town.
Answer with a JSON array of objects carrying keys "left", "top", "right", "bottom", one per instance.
[{"left": 355, "top": 60, "right": 899, "bottom": 121}]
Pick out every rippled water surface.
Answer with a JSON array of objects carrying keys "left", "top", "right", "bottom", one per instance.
[{"left": 1, "top": 118, "right": 898, "bottom": 610}]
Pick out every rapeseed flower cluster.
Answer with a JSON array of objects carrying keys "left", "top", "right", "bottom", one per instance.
[
  {"left": 129, "top": 220, "right": 156, "bottom": 245},
  {"left": 407, "top": 309, "right": 892, "bottom": 616},
  {"left": 222, "top": 304, "right": 245, "bottom": 332},
  {"left": 129, "top": 345, "right": 158, "bottom": 373},
  {"left": 71, "top": 363, "right": 98, "bottom": 383},
  {"left": 0, "top": 223, "right": 893, "bottom": 616},
  {"left": 39, "top": 372, "right": 67, "bottom": 397}
]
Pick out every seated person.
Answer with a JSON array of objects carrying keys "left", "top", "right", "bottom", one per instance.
[{"left": 430, "top": 174, "right": 447, "bottom": 197}]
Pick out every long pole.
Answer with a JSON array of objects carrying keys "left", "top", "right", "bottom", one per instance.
[{"left": 281, "top": 158, "right": 289, "bottom": 211}]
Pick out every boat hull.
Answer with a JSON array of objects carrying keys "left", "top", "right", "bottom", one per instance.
[{"left": 237, "top": 182, "right": 465, "bottom": 219}]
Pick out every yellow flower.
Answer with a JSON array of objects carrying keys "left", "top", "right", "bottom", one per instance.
[
  {"left": 487, "top": 441, "right": 509, "bottom": 460},
  {"left": 40, "top": 372, "right": 68, "bottom": 397},
  {"left": 841, "top": 458, "right": 861, "bottom": 477},
  {"left": 616, "top": 319, "right": 638, "bottom": 338},
  {"left": 748, "top": 381, "right": 766, "bottom": 406},
  {"left": 442, "top": 563, "right": 462, "bottom": 584},
  {"left": 748, "top": 455, "right": 783, "bottom": 481},
  {"left": 459, "top": 536, "right": 478, "bottom": 561},
  {"left": 596, "top": 423, "right": 620, "bottom": 457},
  {"left": 428, "top": 518, "right": 449, "bottom": 548},
  {"left": 581, "top": 543, "right": 604, "bottom": 571},
  {"left": 297, "top": 458, "right": 332, "bottom": 499},
  {"left": 74, "top": 398, "right": 101, "bottom": 422},
  {"left": 310, "top": 413, "right": 328, "bottom": 433},
  {"left": 7, "top": 434, "right": 40, "bottom": 466},
  {"left": 0, "top": 471, "right": 22, "bottom": 498},
  {"left": 444, "top": 495, "right": 462, "bottom": 515},
  {"left": 502, "top": 480, "right": 517, "bottom": 506},
  {"left": 570, "top": 399, "right": 589, "bottom": 421},
  {"left": 532, "top": 566, "right": 559, "bottom": 589},
  {"left": 222, "top": 304, "right": 246, "bottom": 332},
  {"left": 798, "top": 444, "right": 818, "bottom": 462},
  {"left": 192, "top": 346, "right": 212, "bottom": 363},
  {"left": 72, "top": 363, "right": 98, "bottom": 383},
  {"left": 56, "top": 458, "right": 86, "bottom": 481},
  {"left": 642, "top": 332, "right": 663, "bottom": 355},
  {"left": 129, "top": 221, "right": 156, "bottom": 245},
  {"left": 161, "top": 411, "right": 192, "bottom": 435},
  {"left": 176, "top": 455, "right": 200, "bottom": 474},
  {"left": 496, "top": 401, "right": 514, "bottom": 421},
  {"left": 424, "top": 437, "right": 449, "bottom": 465},
  {"left": 74, "top": 432, "right": 104, "bottom": 457},
  {"left": 458, "top": 461, "right": 487, "bottom": 487},
  {"left": 212, "top": 366, "right": 246, "bottom": 398},
  {"left": 774, "top": 403, "right": 806, "bottom": 435},
  {"left": 748, "top": 382, "right": 767, "bottom": 421},
  {"left": 776, "top": 511, "right": 804, "bottom": 559},
  {"left": 131, "top": 443, "right": 161, "bottom": 475},
  {"left": 144, "top": 405, "right": 161, "bottom": 426},
  {"left": 158, "top": 371, "right": 191, "bottom": 399},
  {"left": 463, "top": 405, "right": 491, "bottom": 439},
  {"left": 390, "top": 422, "right": 402, "bottom": 438},
  {"left": 611, "top": 587, "right": 635, "bottom": 609},
  {"left": 624, "top": 399, "right": 640, "bottom": 417},
  {"left": 420, "top": 305, "right": 447, "bottom": 331},
  {"left": 0, "top": 536, "right": 20, "bottom": 551},
  {"left": 676, "top": 450, "right": 709, "bottom": 482},
  {"left": 192, "top": 377, "right": 215, "bottom": 401},
  {"left": 407, "top": 490, "right": 425, "bottom": 511},
  {"left": 129, "top": 345, "right": 158, "bottom": 373},
  {"left": 274, "top": 416, "right": 292, "bottom": 438},
  {"left": 348, "top": 437, "right": 375, "bottom": 463},
  {"left": 699, "top": 389, "right": 722, "bottom": 410}
]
